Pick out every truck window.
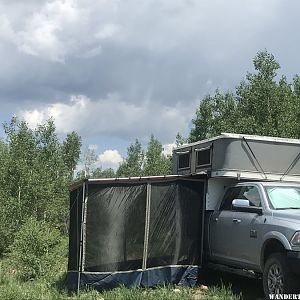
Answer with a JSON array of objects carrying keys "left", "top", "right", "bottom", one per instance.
[
  {"left": 241, "top": 186, "right": 261, "bottom": 207},
  {"left": 220, "top": 187, "right": 242, "bottom": 210},
  {"left": 265, "top": 186, "right": 300, "bottom": 210}
]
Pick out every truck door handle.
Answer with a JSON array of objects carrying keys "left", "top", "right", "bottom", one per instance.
[{"left": 233, "top": 219, "right": 241, "bottom": 223}]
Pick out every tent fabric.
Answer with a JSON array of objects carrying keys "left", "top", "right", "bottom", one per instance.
[
  {"left": 67, "top": 177, "right": 205, "bottom": 291},
  {"left": 67, "top": 266, "right": 200, "bottom": 291},
  {"left": 68, "top": 186, "right": 83, "bottom": 271}
]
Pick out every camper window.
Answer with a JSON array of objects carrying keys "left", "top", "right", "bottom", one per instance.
[
  {"left": 177, "top": 152, "right": 190, "bottom": 169},
  {"left": 196, "top": 147, "right": 211, "bottom": 167}
]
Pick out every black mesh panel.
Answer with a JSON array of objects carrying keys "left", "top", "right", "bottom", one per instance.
[
  {"left": 68, "top": 186, "right": 83, "bottom": 271},
  {"left": 146, "top": 180, "right": 204, "bottom": 268},
  {"left": 84, "top": 183, "right": 146, "bottom": 272}
]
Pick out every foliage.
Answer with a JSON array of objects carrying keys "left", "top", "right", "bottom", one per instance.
[
  {"left": 92, "top": 167, "right": 116, "bottom": 178},
  {"left": 143, "top": 135, "right": 172, "bottom": 176},
  {"left": 189, "top": 50, "right": 300, "bottom": 142},
  {"left": 81, "top": 146, "right": 98, "bottom": 177},
  {"left": 7, "top": 218, "right": 66, "bottom": 281},
  {"left": 117, "top": 139, "right": 144, "bottom": 177},
  {"left": 0, "top": 117, "right": 81, "bottom": 254},
  {"left": 117, "top": 136, "right": 172, "bottom": 177},
  {"left": 175, "top": 132, "right": 187, "bottom": 147},
  {"left": 62, "top": 132, "right": 82, "bottom": 179},
  {"left": 190, "top": 91, "right": 236, "bottom": 141},
  {"left": 76, "top": 146, "right": 116, "bottom": 179}
]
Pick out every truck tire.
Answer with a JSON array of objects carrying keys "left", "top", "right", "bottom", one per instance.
[{"left": 263, "top": 253, "right": 298, "bottom": 298}]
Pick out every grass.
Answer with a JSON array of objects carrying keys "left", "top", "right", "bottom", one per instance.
[{"left": 0, "top": 259, "right": 240, "bottom": 300}]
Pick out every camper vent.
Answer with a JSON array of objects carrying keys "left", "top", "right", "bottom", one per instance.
[
  {"left": 196, "top": 146, "right": 211, "bottom": 167},
  {"left": 177, "top": 151, "right": 190, "bottom": 169}
]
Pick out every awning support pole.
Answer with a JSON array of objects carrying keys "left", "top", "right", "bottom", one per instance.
[
  {"left": 77, "top": 182, "right": 86, "bottom": 295},
  {"left": 142, "top": 183, "right": 151, "bottom": 270}
]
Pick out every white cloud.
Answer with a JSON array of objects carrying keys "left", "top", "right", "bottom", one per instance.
[
  {"left": 21, "top": 109, "right": 45, "bottom": 129},
  {"left": 162, "top": 143, "right": 176, "bottom": 156},
  {"left": 98, "top": 149, "right": 122, "bottom": 169},
  {"left": 0, "top": 15, "right": 17, "bottom": 44},
  {"left": 95, "top": 23, "right": 119, "bottom": 40},
  {"left": 20, "top": 94, "right": 195, "bottom": 142},
  {"left": 18, "top": 0, "right": 81, "bottom": 62},
  {"left": 0, "top": 0, "right": 120, "bottom": 62}
]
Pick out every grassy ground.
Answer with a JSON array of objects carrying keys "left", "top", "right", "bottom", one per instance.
[{"left": 0, "top": 259, "right": 240, "bottom": 300}]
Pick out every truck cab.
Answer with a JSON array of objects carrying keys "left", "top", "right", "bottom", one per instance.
[
  {"left": 207, "top": 181, "right": 300, "bottom": 296},
  {"left": 173, "top": 133, "right": 300, "bottom": 297}
]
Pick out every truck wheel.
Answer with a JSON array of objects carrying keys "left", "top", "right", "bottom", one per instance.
[{"left": 263, "top": 253, "right": 297, "bottom": 298}]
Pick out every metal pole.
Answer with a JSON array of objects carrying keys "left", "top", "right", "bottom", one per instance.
[
  {"left": 77, "top": 182, "right": 86, "bottom": 295},
  {"left": 142, "top": 183, "right": 151, "bottom": 270}
]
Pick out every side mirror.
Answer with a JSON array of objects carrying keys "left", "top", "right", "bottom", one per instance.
[
  {"left": 232, "top": 199, "right": 250, "bottom": 207},
  {"left": 232, "top": 199, "right": 263, "bottom": 215}
]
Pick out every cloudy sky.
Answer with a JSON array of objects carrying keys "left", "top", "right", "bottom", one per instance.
[{"left": 1, "top": 0, "right": 300, "bottom": 169}]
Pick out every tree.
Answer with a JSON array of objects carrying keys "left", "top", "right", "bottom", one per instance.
[
  {"left": 189, "top": 91, "right": 236, "bottom": 142},
  {"left": 189, "top": 50, "right": 300, "bottom": 141},
  {"left": 62, "top": 132, "right": 82, "bottom": 179},
  {"left": 0, "top": 117, "right": 82, "bottom": 254},
  {"left": 116, "top": 139, "right": 144, "bottom": 177},
  {"left": 80, "top": 146, "right": 98, "bottom": 178},
  {"left": 175, "top": 132, "right": 187, "bottom": 147},
  {"left": 143, "top": 135, "right": 172, "bottom": 176},
  {"left": 235, "top": 51, "right": 281, "bottom": 136},
  {"left": 116, "top": 136, "right": 173, "bottom": 177},
  {"left": 92, "top": 167, "right": 115, "bottom": 178}
]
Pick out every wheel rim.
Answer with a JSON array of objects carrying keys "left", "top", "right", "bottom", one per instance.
[{"left": 267, "top": 263, "right": 284, "bottom": 294}]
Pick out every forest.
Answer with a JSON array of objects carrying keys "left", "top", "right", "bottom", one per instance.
[{"left": 0, "top": 50, "right": 300, "bottom": 299}]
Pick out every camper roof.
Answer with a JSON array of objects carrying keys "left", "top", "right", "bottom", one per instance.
[{"left": 175, "top": 132, "right": 300, "bottom": 151}]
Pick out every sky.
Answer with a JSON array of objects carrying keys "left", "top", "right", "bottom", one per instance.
[{"left": 1, "top": 0, "right": 300, "bottom": 170}]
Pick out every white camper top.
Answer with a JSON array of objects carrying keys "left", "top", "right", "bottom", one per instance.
[
  {"left": 173, "top": 133, "right": 300, "bottom": 183},
  {"left": 175, "top": 133, "right": 300, "bottom": 151}
]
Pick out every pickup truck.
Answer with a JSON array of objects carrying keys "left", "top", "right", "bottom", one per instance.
[{"left": 205, "top": 181, "right": 300, "bottom": 297}]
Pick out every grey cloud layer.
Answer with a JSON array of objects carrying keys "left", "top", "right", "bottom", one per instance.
[{"left": 1, "top": 0, "right": 300, "bottom": 142}]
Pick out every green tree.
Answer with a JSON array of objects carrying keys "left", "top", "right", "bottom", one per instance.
[
  {"left": 143, "top": 135, "right": 172, "bottom": 176},
  {"left": 189, "top": 91, "right": 236, "bottom": 142},
  {"left": 8, "top": 217, "right": 65, "bottom": 280},
  {"left": 117, "top": 139, "right": 144, "bottom": 177},
  {"left": 235, "top": 51, "right": 281, "bottom": 135},
  {"left": 0, "top": 117, "right": 81, "bottom": 254},
  {"left": 189, "top": 50, "right": 300, "bottom": 141},
  {"left": 62, "top": 132, "right": 82, "bottom": 179},
  {"left": 80, "top": 146, "right": 98, "bottom": 178},
  {"left": 92, "top": 167, "right": 115, "bottom": 178},
  {"left": 175, "top": 132, "right": 187, "bottom": 147}
]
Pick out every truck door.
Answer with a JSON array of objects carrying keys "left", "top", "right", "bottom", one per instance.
[
  {"left": 209, "top": 186, "right": 242, "bottom": 265},
  {"left": 229, "top": 185, "right": 263, "bottom": 269}
]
